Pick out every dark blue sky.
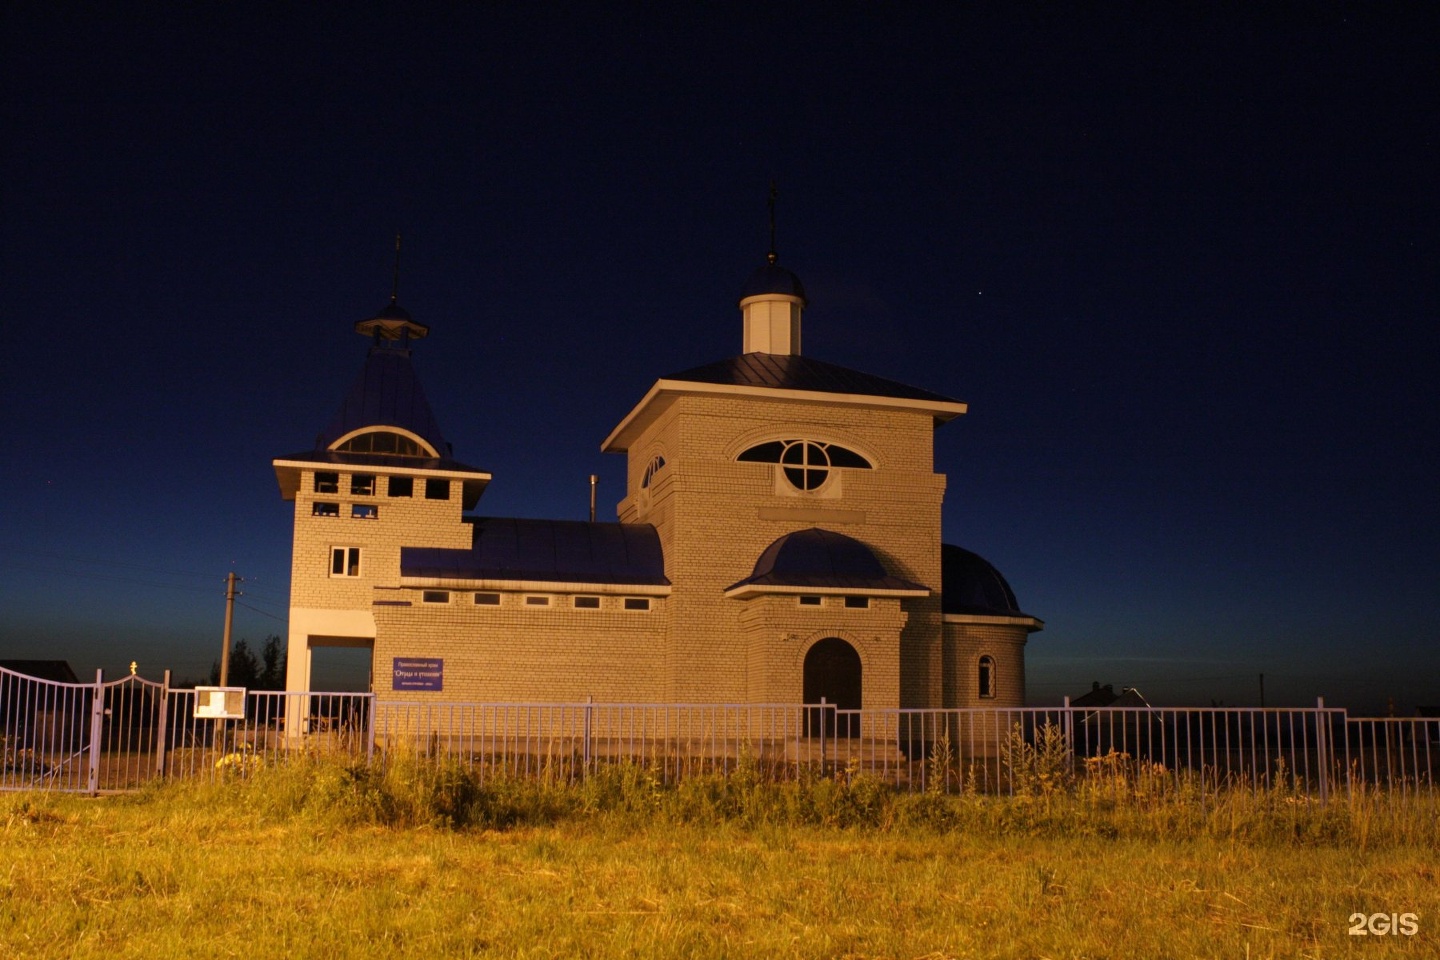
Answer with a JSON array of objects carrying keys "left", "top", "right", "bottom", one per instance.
[{"left": 2, "top": 5, "right": 1436, "bottom": 711}]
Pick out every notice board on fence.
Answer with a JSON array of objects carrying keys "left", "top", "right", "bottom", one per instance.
[{"left": 392, "top": 658, "right": 443, "bottom": 691}]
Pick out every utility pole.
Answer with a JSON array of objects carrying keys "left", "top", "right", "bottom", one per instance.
[
  {"left": 589, "top": 474, "right": 597, "bottom": 523},
  {"left": 220, "top": 571, "right": 240, "bottom": 685}
]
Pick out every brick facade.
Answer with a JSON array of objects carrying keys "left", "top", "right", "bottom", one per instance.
[{"left": 276, "top": 279, "right": 1041, "bottom": 709}]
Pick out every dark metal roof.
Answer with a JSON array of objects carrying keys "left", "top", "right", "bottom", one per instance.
[
  {"left": 726, "top": 528, "right": 929, "bottom": 593},
  {"left": 315, "top": 345, "right": 448, "bottom": 454},
  {"left": 272, "top": 448, "right": 486, "bottom": 475},
  {"left": 741, "top": 262, "right": 806, "bottom": 301},
  {"left": 665, "top": 352, "right": 961, "bottom": 405},
  {"left": 941, "top": 544, "right": 1033, "bottom": 617},
  {"left": 402, "top": 517, "right": 669, "bottom": 585},
  {"left": 0, "top": 660, "right": 81, "bottom": 683}
]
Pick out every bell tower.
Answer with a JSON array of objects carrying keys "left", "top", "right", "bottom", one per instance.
[{"left": 273, "top": 258, "right": 490, "bottom": 697}]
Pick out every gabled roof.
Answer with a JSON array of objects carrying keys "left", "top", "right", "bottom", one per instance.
[
  {"left": 603, "top": 353, "right": 967, "bottom": 452},
  {"left": 316, "top": 345, "right": 448, "bottom": 455},
  {"left": 1072, "top": 683, "right": 1152, "bottom": 709},
  {"left": 401, "top": 517, "right": 669, "bottom": 587}
]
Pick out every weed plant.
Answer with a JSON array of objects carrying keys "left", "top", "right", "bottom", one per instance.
[{"left": 78, "top": 742, "right": 1440, "bottom": 850}]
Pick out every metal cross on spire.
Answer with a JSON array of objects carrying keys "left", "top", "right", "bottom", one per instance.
[
  {"left": 354, "top": 233, "right": 429, "bottom": 342},
  {"left": 391, "top": 232, "right": 402, "bottom": 304},
  {"left": 767, "top": 181, "right": 778, "bottom": 265}
]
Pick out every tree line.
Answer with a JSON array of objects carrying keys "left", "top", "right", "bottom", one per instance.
[{"left": 204, "top": 635, "right": 286, "bottom": 689}]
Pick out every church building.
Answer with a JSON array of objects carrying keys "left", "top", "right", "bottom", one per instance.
[{"left": 274, "top": 242, "right": 1042, "bottom": 714}]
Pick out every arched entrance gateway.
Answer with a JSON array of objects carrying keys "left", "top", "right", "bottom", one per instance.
[{"left": 802, "top": 637, "right": 862, "bottom": 737}]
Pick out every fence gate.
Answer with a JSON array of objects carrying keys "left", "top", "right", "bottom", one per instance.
[
  {"left": 93, "top": 672, "right": 169, "bottom": 793},
  {"left": 1, "top": 666, "right": 170, "bottom": 795}
]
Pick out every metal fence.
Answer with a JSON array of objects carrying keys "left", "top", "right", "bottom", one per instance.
[
  {"left": 368, "top": 699, "right": 1437, "bottom": 799},
  {"left": 0, "top": 668, "right": 170, "bottom": 794},
  {"left": 3, "top": 665, "right": 1436, "bottom": 800}
]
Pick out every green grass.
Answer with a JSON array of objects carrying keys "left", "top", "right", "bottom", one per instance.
[{"left": 1, "top": 757, "right": 1437, "bottom": 959}]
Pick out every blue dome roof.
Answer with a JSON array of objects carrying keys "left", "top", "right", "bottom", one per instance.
[
  {"left": 941, "top": 544, "right": 1029, "bottom": 616},
  {"left": 755, "top": 528, "right": 887, "bottom": 581},
  {"left": 726, "top": 528, "right": 928, "bottom": 593},
  {"left": 741, "top": 261, "right": 806, "bottom": 301}
]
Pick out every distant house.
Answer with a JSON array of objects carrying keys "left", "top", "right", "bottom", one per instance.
[
  {"left": 0, "top": 660, "right": 80, "bottom": 684},
  {"left": 1069, "top": 681, "right": 1155, "bottom": 757},
  {"left": 1071, "top": 681, "right": 1151, "bottom": 709},
  {"left": 0, "top": 660, "right": 85, "bottom": 754}
]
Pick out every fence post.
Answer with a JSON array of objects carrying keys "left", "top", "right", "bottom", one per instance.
[
  {"left": 365, "top": 693, "right": 377, "bottom": 767},
  {"left": 154, "top": 670, "right": 171, "bottom": 778},
  {"left": 1061, "top": 696, "right": 1074, "bottom": 769},
  {"left": 819, "top": 697, "right": 828, "bottom": 770},
  {"left": 87, "top": 669, "right": 104, "bottom": 796},
  {"left": 583, "top": 695, "right": 593, "bottom": 778},
  {"left": 1315, "top": 696, "right": 1330, "bottom": 803}
]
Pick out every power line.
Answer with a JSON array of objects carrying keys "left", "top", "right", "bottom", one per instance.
[
  {"left": 0, "top": 559, "right": 216, "bottom": 594},
  {"left": 234, "top": 600, "right": 287, "bottom": 624},
  {"left": 234, "top": 595, "right": 288, "bottom": 618},
  {"left": 3, "top": 548, "right": 221, "bottom": 581}
]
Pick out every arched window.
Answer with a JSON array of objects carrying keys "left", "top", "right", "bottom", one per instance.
[
  {"left": 642, "top": 455, "right": 666, "bottom": 489},
  {"left": 335, "top": 430, "right": 433, "bottom": 458},
  {"left": 978, "top": 655, "right": 995, "bottom": 699},
  {"left": 737, "top": 440, "right": 871, "bottom": 491}
]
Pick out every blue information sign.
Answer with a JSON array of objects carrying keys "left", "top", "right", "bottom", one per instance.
[{"left": 392, "top": 657, "right": 443, "bottom": 691}]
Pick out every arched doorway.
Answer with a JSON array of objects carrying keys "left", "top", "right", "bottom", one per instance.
[{"left": 803, "top": 637, "right": 862, "bottom": 737}]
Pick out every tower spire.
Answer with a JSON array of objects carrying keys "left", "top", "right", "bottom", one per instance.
[{"left": 355, "top": 235, "right": 429, "bottom": 344}]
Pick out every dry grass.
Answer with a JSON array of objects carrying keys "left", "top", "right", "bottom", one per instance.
[{"left": 1, "top": 758, "right": 1436, "bottom": 959}]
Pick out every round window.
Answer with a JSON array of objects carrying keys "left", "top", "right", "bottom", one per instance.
[{"left": 780, "top": 441, "right": 830, "bottom": 490}]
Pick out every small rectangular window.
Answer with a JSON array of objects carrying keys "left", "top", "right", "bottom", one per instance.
[
  {"left": 388, "top": 476, "right": 414, "bottom": 497},
  {"left": 314, "top": 472, "right": 339, "bottom": 494},
  {"left": 573, "top": 596, "right": 600, "bottom": 609},
  {"left": 799, "top": 595, "right": 822, "bottom": 606},
  {"left": 525, "top": 596, "right": 550, "bottom": 607},
  {"left": 312, "top": 502, "right": 340, "bottom": 517},
  {"left": 351, "top": 474, "right": 376, "bottom": 495},
  {"left": 351, "top": 504, "right": 378, "bottom": 520},
  {"left": 425, "top": 478, "right": 450, "bottom": 500},
  {"left": 623, "top": 597, "right": 650, "bottom": 611},
  {"left": 844, "top": 596, "right": 869, "bottom": 609},
  {"left": 473, "top": 592, "right": 501, "bottom": 606},
  {"left": 422, "top": 590, "right": 449, "bottom": 604},
  {"left": 330, "top": 546, "right": 361, "bottom": 577}
]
